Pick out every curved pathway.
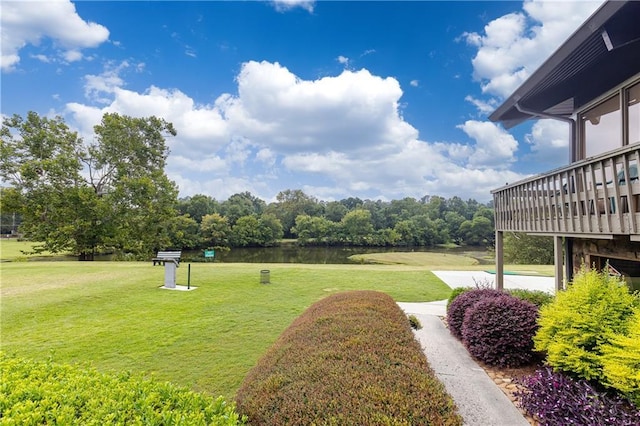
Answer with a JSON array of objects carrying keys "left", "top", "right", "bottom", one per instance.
[{"left": 397, "top": 270, "right": 553, "bottom": 425}]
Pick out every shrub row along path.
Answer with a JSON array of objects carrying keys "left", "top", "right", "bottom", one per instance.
[{"left": 398, "top": 271, "right": 555, "bottom": 426}]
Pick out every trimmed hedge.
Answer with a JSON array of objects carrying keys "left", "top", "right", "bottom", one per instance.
[
  {"left": 461, "top": 294, "right": 539, "bottom": 367},
  {"left": 235, "top": 291, "right": 462, "bottom": 426},
  {"left": 446, "top": 288, "right": 504, "bottom": 339},
  {"left": 0, "top": 353, "right": 245, "bottom": 425}
]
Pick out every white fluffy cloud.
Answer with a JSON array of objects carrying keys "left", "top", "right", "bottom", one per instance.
[
  {"left": 64, "top": 58, "right": 527, "bottom": 201},
  {"left": 221, "top": 61, "right": 418, "bottom": 155},
  {"left": 457, "top": 120, "right": 518, "bottom": 168},
  {"left": 272, "top": 0, "right": 315, "bottom": 13},
  {"left": 66, "top": 63, "right": 230, "bottom": 158},
  {"left": 464, "top": 0, "right": 603, "bottom": 98},
  {"left": 525, "top": 119, "right": 571, "bottom": 164},
  {"left": 1, "top": 0, "right": 109, "bottom": 71}
]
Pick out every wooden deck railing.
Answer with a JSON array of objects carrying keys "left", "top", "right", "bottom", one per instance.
[{"left": 492, "top": 144, "right": 640, "bottom": 239}]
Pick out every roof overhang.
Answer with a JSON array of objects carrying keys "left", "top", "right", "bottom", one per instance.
[{"left": 490, "top": 0, "right": 640, "bottom": 129}]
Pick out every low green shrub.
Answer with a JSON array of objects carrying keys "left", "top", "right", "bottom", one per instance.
[
  {"left": 507, "top": 288, "right": 554, "bottom": 307},
  {"left": 601, "top": 308, "right": 640, "bottom": 407},
  {"left": 462, "top": 294, "right": 540, "bottom": 367},
  {"left": 0, "top": 353, "right": 245, "bottom": 425},
  {"left": 446, "top": 288, "right": 504, "bottom": 339},
  {"left": 446, "top": 286, "right": 472, "bottom": 308},
  {"left": 408, "top": 314, "right": 422, "bottom": 330},
  {"left": 235, "top": 291, "right": 462, "bottom": 426},
  {"left": 534, "top": 266, "right": 638, "bottom": 382}
]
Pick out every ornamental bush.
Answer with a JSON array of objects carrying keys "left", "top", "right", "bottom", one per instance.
[
  {"left": 516, "top": 367, "right": 640, "bottom": 426},
  {"left": 0, "top": 353, "right": 245, "bottom": 425},
  {"left": 446, "top": 288, "right": 504, "bottom": 339},
  {"left": 461, "top": 294, "right": 539, "bottom": 367},
  {"left": 601, "top": 308, "right": 640, "bottom": 407},
  {"left": 235, "top": 291, "right": 462, "bottom": 426},
  {"left": 533, "top": 266, "right": 638, "bottom": 382}
]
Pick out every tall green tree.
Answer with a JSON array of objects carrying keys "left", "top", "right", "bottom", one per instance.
[
  {"left": 220, "top": 192, "right": 265, "bottom": 225},
  {"left": 267, "top": 189, "right": 322, "bottom": 237},
  {"left": 292, "top": 214, "right": 335, "bottom": 245},
  {"left": 229, "top": 214, "right": 283, "bottom": 247},
  {"left": 164, "top": 214, "right": 200, "bottom": 250},
  {"left": 504, "top": 233, "right": 554, "bottom": 264},
  {"left": 177, "top": 194, "right": 218, "bottom": 223},
  {"left": 0, "top": 112, "right": 178, "bottom": 259},
  {"left": 200, "top": 213, "right": 231, "bottom": 248},
  {"left": 323, "top": 201, "right": 348, "bottom": 222},
  {"left": 339, "top": 209, "right": 374, "bottom": 245}
]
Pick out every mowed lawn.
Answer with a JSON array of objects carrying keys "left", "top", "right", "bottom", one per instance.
[{"left": 1, "top": 260, "right": 453, "bottom": 399}]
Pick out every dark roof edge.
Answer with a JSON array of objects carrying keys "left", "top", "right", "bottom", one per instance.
[{"left": 489, "top": 0, "right": 625, "bottom": 123}]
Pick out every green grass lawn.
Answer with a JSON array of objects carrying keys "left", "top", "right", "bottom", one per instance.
[
  {"left": 0, "top": 239, "right": 64, "bottom": 261},
  {"left": 1, "top": 261, "right": 452, "bottom": 399}
]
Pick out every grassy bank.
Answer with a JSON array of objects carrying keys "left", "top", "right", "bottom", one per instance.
[
  {"left": 351, "top": 251, "right": 554, "bottom": 276},
  {"left": 1, "top": 261, "right": 451, "bottom": 399}
]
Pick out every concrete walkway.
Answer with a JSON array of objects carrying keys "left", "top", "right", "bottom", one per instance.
[{"left": 397, "top": 271, "right": 554, "bottom": 426}]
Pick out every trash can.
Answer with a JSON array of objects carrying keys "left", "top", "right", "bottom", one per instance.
[{"left": 260, "top": 269, "right": 270, "bottom": 284}]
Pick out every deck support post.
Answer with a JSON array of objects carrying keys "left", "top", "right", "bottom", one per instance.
[
  {"left": 554, "top": 236, "right": 564, "bottom": 291},
  {"left": 495, "top": 230, "right": 504, "bottom": 290}
]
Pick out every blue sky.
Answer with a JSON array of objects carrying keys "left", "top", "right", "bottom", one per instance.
[{"left": 1, "top": 0, "right": 604, "bottom": 202}]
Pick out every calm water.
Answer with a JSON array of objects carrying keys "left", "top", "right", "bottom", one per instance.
[{"left": 185, "top": 246, "right": 493, "bottom": 265}]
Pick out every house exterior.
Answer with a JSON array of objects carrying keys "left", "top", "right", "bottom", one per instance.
[{"left": 490, "top": 0, "right": 640, "bottom": 291}]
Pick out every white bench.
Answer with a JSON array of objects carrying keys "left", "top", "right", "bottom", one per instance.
[{"left": 152, "top": 250, "right": 182, "bottom": 266}]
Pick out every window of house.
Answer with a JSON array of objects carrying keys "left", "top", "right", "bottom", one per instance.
[
  {"left": 582, "top": 94, "right": 621, "bottom": 158},
  {"left": 628, "top": 82, "right": 640, "bottom": 145}
]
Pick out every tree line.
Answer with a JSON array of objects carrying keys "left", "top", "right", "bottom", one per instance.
[
  {"left": 2, "top": 111, "right": 550, "bottom": 263},
  {"left": 176, "top": 190, "right": 495, "bottom": 251}
]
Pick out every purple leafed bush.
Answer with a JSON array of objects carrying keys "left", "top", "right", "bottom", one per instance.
[
  {"left": 516, "top": 367, "right": 640, "bottom": 426},
  {"left": 446, "top": 288, "right": 504, "bottom": 339},
  {"left": 461, "top": 294, "right": 539, "bottom": 367}
]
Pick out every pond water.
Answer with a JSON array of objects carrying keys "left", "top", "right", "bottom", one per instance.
[{"left": 184, "top": 246, "right": 493, "bottom": 265}]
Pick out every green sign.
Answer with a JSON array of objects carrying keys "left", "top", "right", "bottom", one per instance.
[{"left": 204, "top": 250, "right": 215, "bottom": 258}]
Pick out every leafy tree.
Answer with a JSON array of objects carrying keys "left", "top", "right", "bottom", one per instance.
[
  {"left": 339, "top": 197, "right": 363, "bottom": 211},
  {"left": 0, "top": 112, "right": 178, "bottom": 259},
  {"left": 229, "top": 215, "right": 260, "bottom": 247},
  {"left": 362, "top": 199, "right": 388, "bottom": 230},
  {"left": 410, "top": 214, "right": 439, "bottom": 246},
  {"left": 229, "top": 214, "right": 283, "bottom": 247},
  {"left": 91, "top": 113, "right": 178, "bottom": 256},
  {"left": 393, "top": 219, "right": 416, "bottom": 246},
  {"left": 388, "top": 197, "right": 425, "bottom": 224},
  {"left": 177, "top": 194, "right": 218, "bottom": 223},
  {"left": 200, "top": 213, "right": 231, "bottom": 248},
  {"left": 425, "top": 196, "right": 446, "bottom": 221},
  {"left": 445, "top": 196, "right": 470, "bottom": 219},
  {"left": 266, "top": 189, "right": 321, "bottom": 237},
  {"left": 221, "top": 192, "right": 265, "bottom": 225},
  {"left": 292, "top": 214, "right": 335, "bottom": 245},
  {"left": 339, "top": 209, "right": 374, "bottom": 245},
  {"left": 257, "top": 213, "right": 284, "bottom": 246},
  {"left": 459, "top": 215, "right": 493, "bottom": 246},
  {"left": 323, "top": 201, "right": 348, "bottom": 222},
  {"left": 164, "top": 214, "right": 199, "bottom": 250},
  {"left": 504, "top": 233, "right": 553, "bottom": 264},
  {"left": 444, "top": 211, "right": 466, "bottom": 244},
  {"left": 0, "top": 187, "right": 21, "bottom": 235}
]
